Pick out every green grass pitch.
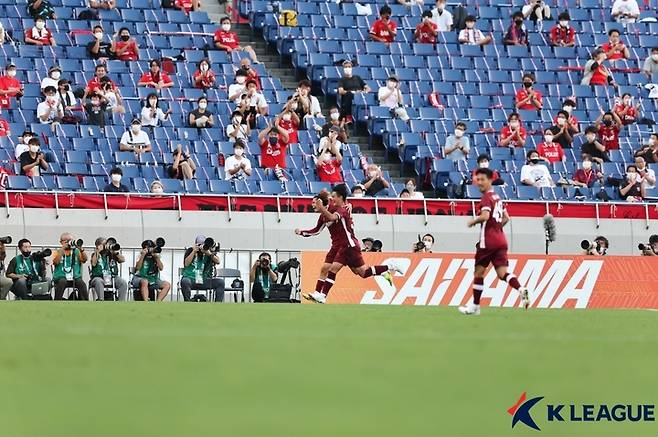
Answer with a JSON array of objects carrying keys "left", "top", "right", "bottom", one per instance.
[{"left": 0, "top": 303, "right": 656, "bottom": 437}]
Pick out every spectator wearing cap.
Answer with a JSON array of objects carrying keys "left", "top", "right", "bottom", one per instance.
[
  {"left": 112, "top": 27, "right": 139, "bottom": 61},
  {"left": 84, "top": 92, "right": 108, "bottom": 127},
  {"left": 87, "top": 25, "right": 115, "bottom": 60},
  {"left": 293, "top": 79, "right": 322, "bottom": 119},
  {"left": 499, "top": 112, "right": 527, "bottom": 147},
  {"left": 549, "top": 12, "right": 575, "bottom": 47},
  {"left": 337, "top": 60, "right": 370, "bottom": 124},
  {"left": 104, "top": 167, "right": 129, "bottom": 193},
  {"left": 431, "top": 0, "right": 453, "bottom": 32},
  {"left": 239, "top": 58, "right": 262, "bottom": 90},
  {"left": 224, "top": 140, "right": 252, "bottom": 180},
  {"left": 316, "top": 148, "right": 343, "bottom": 184},
  {"left": 258, "top": 123, "right": 290, "bottom": 173},
  {"left": 601, "top": 29, "right": 630, "bottom": 62},
  {"left": 37, "top": 86, "right": 63, "bottom": 125},
  {"left": 318, "top": 126, "right": 343, "bottom": 156},
  {"left": 27, "top": 0, "right": 56, "bottom": 19},
  {"left": 228, "top": 69, "right": 248, "bottom": 104},
  {"left": 582, "top": 49, "right": 615, "bottom": 87},
  {"left": 141, "top": 93, "right": 172, "bottom": 128},
  {"left": 25, "top": 17, "right": 55, "bottom": 46},
  {"left": 193, "top": 58, "right": 216, "bottom": 90},
  {"left": 472, "top": 155, "right": 503, "bottom": 185},
  {"left": 504, "top": 11, "right": 528, "bottom": 46},
  {"left": 370, "top": 5, "right": 397, "bottom": 44},
  {"left": 40, "top": 65, "right": 61, "bottom": 91},
  {"left": 458, "top": 15, "right": 492, "bottom": 46},
  {"left": 318, "top": 107, "right": 348, "bottom": 143},
  {"left": 120, "top": 119, "right": 152, "bottom": 156},
  {"left": 168, "top": 144, "right": 196, "bottom": 180},
  {"left": 188, "top": 96, "right": 214, "bottom": 129},
  {"left": 415, "top": 11, "right": 438, "bottom": 44},
  {"left": 214, "top": 17, "right": 260, "bottom": 64},
  {"left": 642, "top": 47, "right": 658, "bottom": 79},
  {"left": 361, "top": 164, "right": 390, "bottom": 196},
  {"left": 138, "top": 60, "right": 173, "bottom": 90},
  {"left": 444, "top": 122, "right": 470, "bottom": 162},
  {"left": 276, "top": 98, "right": 300, "bottom": 144},
  {"left": 0, "top": 63, "right": 24, "bottom": 109},
  {"left": 351, "top": 184, "right": 366, "bottom": 197},
  {"left": 378, "top": 76, "right": 410, "bottom": 122},
  {"left": 515, "top": 73, "right": 542, "bottom": 110},
  {"left": 226, "top": 110, "right": 250, "bottom": 143}
]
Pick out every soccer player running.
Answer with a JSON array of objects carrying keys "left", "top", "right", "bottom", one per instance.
[
  {"left": 295, "top": 184, "right": 401, "bottom": 304},
  {"left": 459, "top": 168, "right": 530, "bottom": 315}
]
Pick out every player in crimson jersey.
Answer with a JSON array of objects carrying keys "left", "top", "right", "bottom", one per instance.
[
  {"left": 295, "top": 185, "right": 401, "bottom": 304},
  {"left": 459, "top": 168, "right": 530, "bottom": 315}
]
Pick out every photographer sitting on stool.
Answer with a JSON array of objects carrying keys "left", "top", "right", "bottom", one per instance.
[
  {"left": 133, "top": 239, "right": 171, "bottom": 301},
  {"left": 180, "top": 235, "right": 225, "bottom": 302},
  {"left": 53, "top": 233, "right": 88, "bottom": 300},
  {"left": 250, "top": 252, "right": 278, "bottom": 302},
  {"left": 5, "top": 239, "right": 51, "bottom": 299},
  {"left": 90, "top": 237, "right": 128, "bottom": 301}
]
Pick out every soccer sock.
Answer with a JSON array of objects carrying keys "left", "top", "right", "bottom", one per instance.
[
  {"left": 473, "top": 277, "right": 484, "bottom": 305},
  {"left": 321, "top": 272, "right": 336, "bottom": 296},
  {"left": 361, "top": 265, "right": 388, "bottom": 278},
  {"left": 502, "top": 273, "right": 522, "bottom": 291},
  {"left": 315, "top": 279, "right": 325, "bottom": 293}
]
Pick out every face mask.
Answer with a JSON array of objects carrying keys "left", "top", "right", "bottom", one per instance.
[
  {"left": 21, "top": 251, "right": 31, "bottom": 258},
  {"left": 46, "top": 96, "right": 56, "bottom": 104},
  {"left": 111, "top": 174, "right": 122, "bottom": 183},
  {"left": 282, "top": 113, "right": 292, "bottom": 122},
  {"left": 91, "top": 99, "right": 100, "bottom": 106},
  {"left": 523, "top": 81, "right": 532, "bottom": 88},
  {"left": 353, "top": 192, "right": 364, "bottom": 198},
  {"left": 7, "top": 70, "right": 16, "bottom": 77},
  {"left": 652, "top": 54, "right": 658, "bottom": 62},
  {"left": 94, "top": 32, "right": 103, "bottom": 40},
  {"left": 343, "top": 67, "right": 352, "bottom": 75},
  {"left": 586, "top": 134, "right": 596, "bottom": 142},
  {"left": 406, "top": 184, "right": 415, "bottom": 191},
  {"left": 152, "top": 186, "right": 163, "bottom": 194},
  {"left": 235, "top": 148, "right": 244, "bottom": 157},
  {"left": 603, "top": 119, "right": 612, "bottom": 127},
  {"left": 423, "top": 240, "right": 432, "bottom": 249},
  {"left": 131, "top": 125, "right": 141, "bottom": 133},
  {"left": 509, "top": 121, "right": 519, "bottom": 128},
  {"left": 269, "top": 137, "right": 278, "bottom": 146},
  {"left": 236, "top": 76, "right": 246, "bottom": 84},
  {"left": 120, "top": 35, "right": 130, "bottom": 42},
  {"left": 51, "top": 71, "right": 60, "bottom": 80},
  {"left": 369, "top": 170, "right": 378, "bottom": 178},
  {"left": 36, "top": 22, "right": 45, "bottom": 30},
  {"left": 149, "top": 99, "right": 157, "bottom": 106},
  {"left": 222, "top": 23, "right": 231, "bottom": 31},
  {"left": 30, "top": 145, "right": 39, "bottom": 153},
  {"left": 628, "top": 172, "right": 637, "bottom": 181},
  {"left": 436, "top": 4, "right": 445, "bottom": 11},
  {"left": 233, "top": 116, "right": 242, "bottom": 124},
  {"left": 582, "top": 161, "right": 592, "bottom": 170},
  {"left": 563, "top": 105, "right": 573, "bottom": 113},
  {"left": 330, "top": 112, "right": 339, "bottom": 120},
  {"left": 454, "top": 129, "right": 464, "bottom": 138},
  {"left": 557, "top": 117, "right": 566, "bottom": 126},
  {"left": 466, "top": 22, "right": 475, "bottom": 29},
  {"left": 200, "top": 64, "right": 208, "bottom": 72},
  {"left": 544, "top": 135, "right": 554, "bottom": 143},
  {"left": 387, "top": 81, "right": 396, "bottom": 89},
  {"left": 198, "top": 102, "right": 207, "bottom": 110},
  {"left": 23, "top": 136, "right": 32, "bottom": 144},
  {"left": 479, "top": 161, "right": 489, "bottom": 168},
  {"left": 560, "top": 21, "right": 569, "bottom": 27},
  {"left": 530, "top": 158, "right": 540, "bottom": 164}
]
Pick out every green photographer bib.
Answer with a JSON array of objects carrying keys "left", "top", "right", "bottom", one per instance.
[{"left": 53, "top": 249, "right": 82, "bottom": 281}]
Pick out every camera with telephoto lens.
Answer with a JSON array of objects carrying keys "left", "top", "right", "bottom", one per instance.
[
  {"left": 413, "top": 235, "right": 425, "bottom": 253},
  {"left": 0, "top": 236, "right": 12, "bottom": 245},
  {"left": 142, "top": 237, "right": 165, "bottom": 255},
  {"left": 31, "top": 248, "right": 52, "bottom": 261},
  {"left": 202, "top": 237, "right": 220, "bottom": 253},
  {"left": 581, "top": 237, "right": 608, "bottom": 255},
  {"left": 105, "top": 237, "right": 121, "bottom": 252},
  {"left": 66, "top": 238, "right": 84, "bottom": 249},
  {"left": 276, "top": 257, "right": 299, "bottom": 274},
  {"left": 638, "top": 235, "right": 658, "bottom": 254},
  {"left": 259, "top": 257, "right": 271, "bottom": 270}
]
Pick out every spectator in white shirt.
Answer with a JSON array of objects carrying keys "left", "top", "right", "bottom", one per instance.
[
  {"left": 520, "top": 149, "right": 555, "bottom": 187},
  {"left": 443, "top": 122, "right": 470, "bottom": 162},
  {"left": 224, "top": 139, "right": 253, "bottom": 180},
  {"left": 228, "top": 70, "right": 248, "bottom": 104},
  {"left": 15, "top": 131, "right": 33, "bottom": 160},
  {"left": 642, "top": 47, "right": 658, "bottom": 79},
  {"left": 611, "top": 0, "right": 640, "bottom": 25},
  {"left": 318, "top": 126, "right": 343, "bottom": 156},
  {"left": 37, "top": 86, "right": 63, "bottom": 125},
  {"left": 245, "top": 79, "right": 268, "bottom": 116},
  {"left": 119, "top": 119, "right": 152, "bottom": 155},
  {"left": 458, "top": 15, "right": 492, "bottom": 46},
  {"left": 522, "top": 0, "right": 551, "bottom": 22},
  {"left": 377, "top": 76, "right": 409, "bottom": 122},
  {"left": 40, "top": 65, "right": 61, "bottom": 91},
  {"left": 140, "top": 92, "right": 171, "bottom": 127},
  {"left": 635, "top": 156, "right": 656, "bottom": 189},
  {"left": 294, "top": 80, "right": 323, "bottom": 119},
  {"left": 431, "top": 0, "right": 453, "bottom": 32},
  {"left": 226, "top": 110, "right": 251, "bottom": 143},
  {"left": 404, "top": 178, "right": 424, "bottom": 199}
]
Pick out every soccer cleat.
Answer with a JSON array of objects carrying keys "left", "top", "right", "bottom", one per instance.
[
  {"left": 382, "top": 271, "right": 394, "bottom": 288},
  {"left": 303, "top": 291, "right": 326, "bottom": 304},
  {"left": 519, "top": 287, "right": 530, "bottom": 310},
  {"left": 387, "top": 261, "right": 404, "bottom": 275},
  {"left": 458, "top": 303, "right": 481, "bottom": 316}
]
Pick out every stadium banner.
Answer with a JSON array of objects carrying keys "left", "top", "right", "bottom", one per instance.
[{"left": 300, "top": 252, "right": 658, "bottom": 309}]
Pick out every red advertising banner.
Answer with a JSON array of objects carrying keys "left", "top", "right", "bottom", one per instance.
[{"left": 300, "top": 252, "right": 658, "bottom": 309}]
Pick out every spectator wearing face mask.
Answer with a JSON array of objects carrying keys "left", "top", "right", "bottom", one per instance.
[
  {"left": 112, "top": 28, "right": 139, "bottom": 62},
  {"left": 620, "top": 164, "right": 645, "bottom": 202},
  {"left": 20, "top": 139, "right": 49, "bottom": 177},
  {"left": 0, "top": 63, "right": 24, "bottom": 109},
  {"left": 175, "top": 0, "right": 200, "bottom": 13},
  {"left": 520, "top": 150, "right": 554, "bottom": 187},
  {"left": 361, "top": 164, "right": 390, "bottom": 196},
  {"left": 258, "top": 123, "right": 290, "bottom": 173},
  {"left": 25, "top": 18, "right": 55, "bottom": 46},
  {"left": 499, "top": 113, "right": 527, "bottom": 148},
  {"left": 634, "top": 134, "right": 658, "bottom": 164},
  {"left": 150, "top": 180, "right": 164, "bottom": 195},
  {"left": 168, "top": 144, "right": 196, "bottom": 180},
  {"left": 104, "top": 167, "right": 129, "bottom": 193},
  {"left": 239, "top": 59, "right": 261, "bottom": 90},
  {"left": 27, "top": 0, "right": 56, "bottom": 19},
  {"left": 57, "top": 79, "right": 77, "bottom": 114},
  {"left": 613, "top": 93, "right": 641, "bottom": 125},
  {"left": 431, "top": 0, "right": 453, "bottom": 32},
  {"left": 537, "top": 128, "right": 566, "bottom": 163},
  {"left": 337, "top": 60, "right": 370, "bottom": 124},
  {"left": 458, "top": 15, "right": 492, "bottom": 46},
  {"left": 515, "top": 73, "right": 542, "bottom": 110},
  {"left": 370, "top": 5, "right": 397, "bottom": 44},
  {"left": 318, "top": 107, "right": 348, "bottom": 143},
  {"left": 14, "top": 131, "right": 34, "bottom": 159},
  {"left": 504, "top": 11, "right": 528, "bottom": 46},
  {"left": 611, "top": 0, "right": 640, "bottom": 25},
  {"left": 413, "top": 234, "right": 435, "bottom": 253},
  {"left": 549, "top": 110, "right": 574, "bottom": 149},
  {"left": 444, "top": 122, "right": 470, "bottom": 162},
  {"left": 276, "top": 99, "right": 300, "bottom": 144},
  {"left": 318, "top": 126, "right": 343, "bottom": 157},
  {"left": 120, "top": 119, "right": 152, "bottom": 156},
  {"left": 404, "top": 178, "right": 424, "bottom": 199},
  {"left": 601, "top": 29, "right": 630, "bottom": 62},
  {"left": 37, "top": 86, "right": 63, "bottom": 125},
  {"left": 193, "top": 59, "right": 216, "bottom": 90},
  {"left": 224, "top": 139, "right": 252, "bottom": 181},
  {"left": 415, "top": 11, "right": 438, "bottom": 44},
  {"left": 40, "top": 66, "right": 61, "bottom": 91},
  {"left": 316, "top": 150, "right": 343, "bottom": 184},
  {"left": 141, "top": 93, "right": 172, "bottom": 128},
  {"left": 635, "top": 156, "right": 656, "bottom": 189},
  {"left": 214, "top": 17, "right": 260, "bottom": 63},
  {"left": 595, "top": 110, "right": 623, "bottom": 150},
  {"left": 642, "top": 47, "right": 658, "bottom": 79},
  {"left": 138, "top": 60, "right": 173, "bottom": 90},
  {"left": 351, "top": 184, "right": 366, "bottom": 198},
  {"left": 188, "top": 97, "right": 215, "bottom": 129},
  {"left": 244, "top": 79, "right": 268, "bottom": 117},
  {"left": 84, "top": 92, "right": 108, "bottom": 127},
  {"left": 294, "top": 80, "right": 322, "bottom": 119},
  {"left": 557, "top": 99, "right": 580, "bottom": 134},
  {"left": 472, "top": 155, "right": 503, "bottom": 185},
  {"left": 522, "top": 0, "right": 551, "bottom": 22},
  {"left": 571, "top": 158, "right": 602, "bottom": 188},
  {"left": 87, "top": 25, "right": 115, "bottom": 60},
  {"left": 581, "top": 126, "right": 611, "bottom": 164},
  {"left": 378, "top": 76, "right": 409, "bottom": 122},
  {"left": 228, "top": 70, "right": 248, "bottom": 104},
  {"left": 549, "top": 12, "right": 575, "bottom": 47},
  {"left": 226, "top": 110, "right": 250, "bottom": 143},
  {"left": 582, "top": 49, "right": 615, "bottom": 87}
]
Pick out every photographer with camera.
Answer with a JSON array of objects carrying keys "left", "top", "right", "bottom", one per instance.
[
  {"left": 413, "top": 233, "right": 435, "bottom": 253},
  {"left": 0, "top": 236, "right": 12, "bottom": 299},
  {"left": 581, "top": 236, "right": 609, "bottom": 256},
  {"left": 6, "top": 238, "right": 52, "bottom": 299},
  {"left": 133, "top": 238, "right": 170, "bottom": 301},
  {"left": 639, "top": 235, "right": 658, "bottom": 256},
  {"left": 180, "top": 235, "right": 225, "bottom": 302},
  {"left": 90, "top": 237, "right": 127, "bottom": 301},
  {"left": 52, "top": 233, "right": 88, "bottom": 300},
  {"left": 249, "top": 252, "right": 278, "bottom": 303}
]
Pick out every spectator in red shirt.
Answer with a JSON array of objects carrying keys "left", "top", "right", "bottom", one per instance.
[
  {"left": 595, "top": 110, "right": 623, "bottom": 150},
  {"left": 276, "top": 99, "right": 300, "bottom": 144},
  {"left": 414, "top": 11, "right": 438, "bottom": 44},
  {"left": 214, "top": 17, "right": 260, "bottom": 64},
  {"left": 24, "top": 18, "right": 55, "bottom": 46},
  {"left": 0, "top": 115, "right": 10, "bottom": 137},
  {"left": 613, "top": 93, "right": 641, "bottom": 125},
  {"left": 515, "top": 73, "right": 542, "bottom": 110},
  {"left": 258, "top": 124, "right": 290, "bottom": 171},
  {"left": 175, "top": 0, "right": 200, "bottom": 14},
  {"left": 138, "top": 59, "right": 173, "bottom": 90},
  {"left": 112, "top": 27, "right": 139, "bottom": 62},
  {"left": 239, "top": 58, "right": 261, "bottom": 90},
  {"left": 537, "top": 128, "right": 566, "bottom": 163},
  {"left": 571, "top": 158, "right": 602, "bottom": 188},
  {"left": 370, "top": 5, "right": 397, "bottom": 44},
  {"left": 85, "top": 64, "right": 116, "bottom": 96},
  {"left": 192, "top": 58, "right": 216, "bottom": 90},
  {"left": 549, "top": 12, "right": 575, "bottom": 47},
  {"left": 582, "top": 49, "right": 615, "bottom": 86},
  {"left": 558, "top": 98, "right": 580, "bottom": 133},
  {"left": 499, "top": 112, "right": 527, "bottom": 147},
  {"left": 316, "top": 151, "right": 344, "bottom": 184},
  {"left": 0, "top": 63, "right": 24, "bottom": 109},
  {"left": 600, "top": 28, "right": 630, "bottom": 62}
]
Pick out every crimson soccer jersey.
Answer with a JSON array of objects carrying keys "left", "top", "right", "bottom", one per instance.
[
  {"left": 327, "top": 205, "right": 360, "bottom": 250},
  {"left": 370, "top": 19, "right": 397, "bottom": 43},
  {"left": 515, "top": 88, "right": 542, "bottom": 110},
  {"left": 537, "top": 142, "right": 564, "bottom": 163},
  {"left": 415, "top": 22, "right": 437, "bottom": 44},
  {"left": 598, "top": 125, "right": 620, "bottom": 150},
  {"left": 478, "top": 190, "right": 507, "bottom": 250},
  {"left": 214, "top": 30, "right": 240, "bottom": 50},
  {"left": 500, "top": 125, "right": 527, "bottom": 147},
  {"left": 613, "top": 103, "right": 637, "bottom": 125},
  {"left": 278, "top": 119, "right": 298, "bottom": 144}
]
